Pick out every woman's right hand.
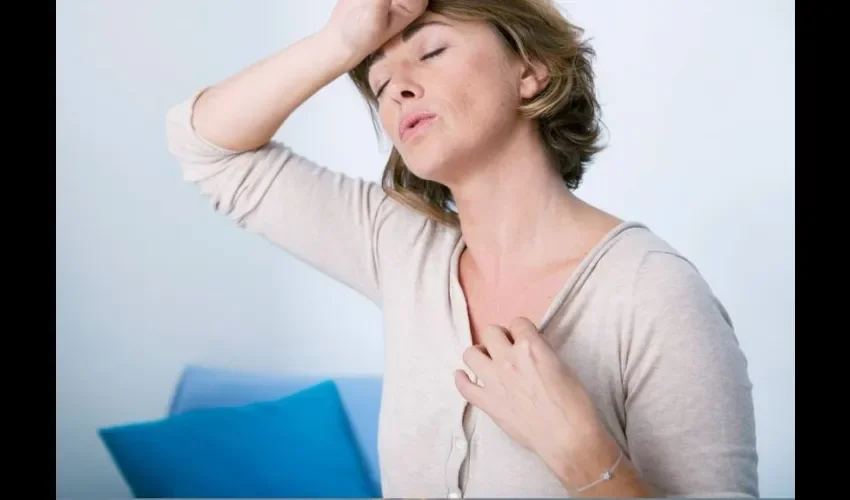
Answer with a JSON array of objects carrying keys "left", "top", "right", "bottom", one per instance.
[{"left": 325, "top": 0, "right": 429, "bottom": 68}]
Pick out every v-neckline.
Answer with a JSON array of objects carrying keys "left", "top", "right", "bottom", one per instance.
[{"left": 447, "top": 220, "right": 648, "bottom": 352}]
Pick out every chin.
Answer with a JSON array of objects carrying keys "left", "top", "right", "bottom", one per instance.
[
  {"left": 399, "top": 134, "right": 472, "bottom": 185},
  {"left": 402, "top": 150, "right": 461, "bottom": 185}
]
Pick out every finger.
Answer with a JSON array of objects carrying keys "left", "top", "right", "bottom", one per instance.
[
  {"left": 514, "top": 337, "right": 537, "bottom": 379},
  {"left": 479, "top": 324, "right": 514, "bottom": 361},
  {"left": 391, "top": 0, "right": 428, "bottom": 17},
  {"left": 389, "top": 0, "right": 427, "bottom": 25},
  {"left": 505, "top": 317, "right": 551, "bottom": 380},
  {"left": 515, "top": 331, "right": 572, "bottom": 395},
  {"left": 518, "top": 324, "right": 561, "bottom": 372},
  {"left": 454, "top": 369, "right": 488, "bottom": 409},
  {"left": 462, "top": 344, "right": 496, "bottom": 382},
  {"left": 507, "top": 316, "right": 541, "bottom": 346}
]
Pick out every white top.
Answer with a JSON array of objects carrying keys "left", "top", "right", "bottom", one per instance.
[{"left": 165, "top": 88, "right": 759, "bottom": 498}]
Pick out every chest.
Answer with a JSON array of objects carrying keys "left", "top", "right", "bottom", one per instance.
[
  {"left": 459, "top": 256, "right": 581, "bottom": 345},
  {"left": 375, "top": 252, "right": 631, "bottom": 498},
  {"left": 376, "top": 298, "right": 628, "bottom": 498}
]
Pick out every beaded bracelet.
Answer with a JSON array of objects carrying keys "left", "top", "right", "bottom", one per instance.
[{"left": 569, "top": 448, "right": 624, "bottom": 494}]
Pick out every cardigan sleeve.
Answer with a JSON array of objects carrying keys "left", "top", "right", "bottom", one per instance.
[
  {"left": 621, "top": 250, "right": 759, "bottom": 497},
  {"left": 164, "top": 88, "right": 417, "bottom": 305}
]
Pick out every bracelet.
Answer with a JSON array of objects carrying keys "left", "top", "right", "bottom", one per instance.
[{"left": 568, "top": 448, "right": 624, "bottom": 494}]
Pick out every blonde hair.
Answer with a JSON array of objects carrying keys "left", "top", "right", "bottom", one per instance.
[{"left": 348, "top": 0, "right": 605, "bottom": 226}]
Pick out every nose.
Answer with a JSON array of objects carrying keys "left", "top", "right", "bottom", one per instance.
[{"left": 387, "top": 72, "right": 423, "bottom": 103}]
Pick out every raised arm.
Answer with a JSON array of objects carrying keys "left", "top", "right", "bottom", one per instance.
[
  {"left": 623, "top": 251, "right": 760, "bottom": 497},
  {"left": 165, "top": 1, "right": 428, "bottom": 304}
]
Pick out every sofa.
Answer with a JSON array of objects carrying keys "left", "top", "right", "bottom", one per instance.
[{"left": 98, "top": 365, "right": 384, "bottom": 498}]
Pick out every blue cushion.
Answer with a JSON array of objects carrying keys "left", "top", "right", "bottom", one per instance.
[
  {"left": 167, "top": 365, "right": 384, "bottom": 495},
  {"left": 98, "top": 380, "right": 379, "bottom": 498}
]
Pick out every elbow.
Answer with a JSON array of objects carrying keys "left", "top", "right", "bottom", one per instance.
[{"left": 164, "top": 90, "right": 237, "bottom": 167}]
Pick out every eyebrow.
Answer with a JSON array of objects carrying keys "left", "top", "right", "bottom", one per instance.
[{"left": 368, "top": 20, "right": 450, "bottom": 68}]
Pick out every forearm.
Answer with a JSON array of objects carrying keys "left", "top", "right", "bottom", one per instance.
[{"left": 192, "top": 28, "right": 357, "bottom": 151}]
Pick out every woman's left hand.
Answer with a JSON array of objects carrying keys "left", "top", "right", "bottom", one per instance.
[{"left": 454, "top": 317, "right": 620, "bottom": 483}]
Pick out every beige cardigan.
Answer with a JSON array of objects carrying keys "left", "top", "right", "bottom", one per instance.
[{"left": 165, "top": 89, "right": 759, "bottom": 498}]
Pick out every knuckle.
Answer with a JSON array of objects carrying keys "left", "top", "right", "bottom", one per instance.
[
  {"left": 509, "top": 316, "right": 536, "bottom": 335},
  {"left": 482, "top": 324, "right": 507, "bottom": 342}
]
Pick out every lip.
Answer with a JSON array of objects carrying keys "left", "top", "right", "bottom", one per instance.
[{"left": 398, "top": 111, "right": 438, "bottom": 142}]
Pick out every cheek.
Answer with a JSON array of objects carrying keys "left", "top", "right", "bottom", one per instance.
[
  {"left": 450, "top": 51, "right": 518, "bottom": 128},
  {"left": 378, "top": 107, "right": 397, "bottom": 139}
]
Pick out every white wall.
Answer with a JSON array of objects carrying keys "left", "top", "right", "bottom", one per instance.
[{"left": 56, "top": 0, "right": 794, "bottom": 497}]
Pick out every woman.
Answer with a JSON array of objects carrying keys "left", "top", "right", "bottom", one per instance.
[{"left": 165, "top": 0, "right": 759, "bottom": 497}]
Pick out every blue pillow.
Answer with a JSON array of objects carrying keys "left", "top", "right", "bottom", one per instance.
[{"left": 98, "top": 380, "right": 378, "bottom": 498}]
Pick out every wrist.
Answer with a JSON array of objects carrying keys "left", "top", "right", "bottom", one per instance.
[
  {"left": 547, "top": 428, "right": 622, "bottom": 490},
  {"left": 314, "top": 27, "right": 367, "bottom": 73},
  {"left": 547, "top": 430, "right": 657, "bottom": 497}
]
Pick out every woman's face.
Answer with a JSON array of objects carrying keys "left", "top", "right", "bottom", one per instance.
[{"left": 367, "top": 13, "right": 539, "bottom": 185}]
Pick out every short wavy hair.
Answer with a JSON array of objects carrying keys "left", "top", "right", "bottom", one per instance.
[{"left": 348, "top": 0, "right": 605, "bottom": 226}]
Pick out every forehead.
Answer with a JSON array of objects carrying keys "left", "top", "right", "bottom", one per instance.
[
  {"left": 364, "top": 12, "right": 498, "bottom": 80},
  {"left": 371, "top": 13, "right": 456, "bottom": 60}
]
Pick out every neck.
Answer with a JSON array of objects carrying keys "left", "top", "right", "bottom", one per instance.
[{"left": 447, "top": 125, "right": 594, "bottom": 285}]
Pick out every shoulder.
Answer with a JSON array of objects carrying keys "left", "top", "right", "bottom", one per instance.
[
  {"left": 600, "top": 223, "right": 723, "bottom": 310},
  {"left": 601, "top": 223, "right": 739, "bottom": 354},
  {"left": 591, "top": 223, "right": 734, "bottom": 334}
]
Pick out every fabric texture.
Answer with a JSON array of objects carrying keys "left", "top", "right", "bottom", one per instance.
[
  {"left": 98, "top": 380, "right": 379, "bottom": 498},
  {"left": 164, "top": 88, "right": 760, "bottom": 498}
]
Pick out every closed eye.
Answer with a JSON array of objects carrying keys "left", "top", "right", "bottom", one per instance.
[
  {"left": 422, "top": 47, "right": 446, "bottom": 60},
  {"left": 375, "top": 80, "right": 389, "bottom": 98},
  {"left": 374, "top": 47, "right": 447, "bottom": 99}
]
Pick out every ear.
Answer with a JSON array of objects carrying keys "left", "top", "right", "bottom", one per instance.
[{"left": 518, "top": 59, "right": 550, "bottom": 100}]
